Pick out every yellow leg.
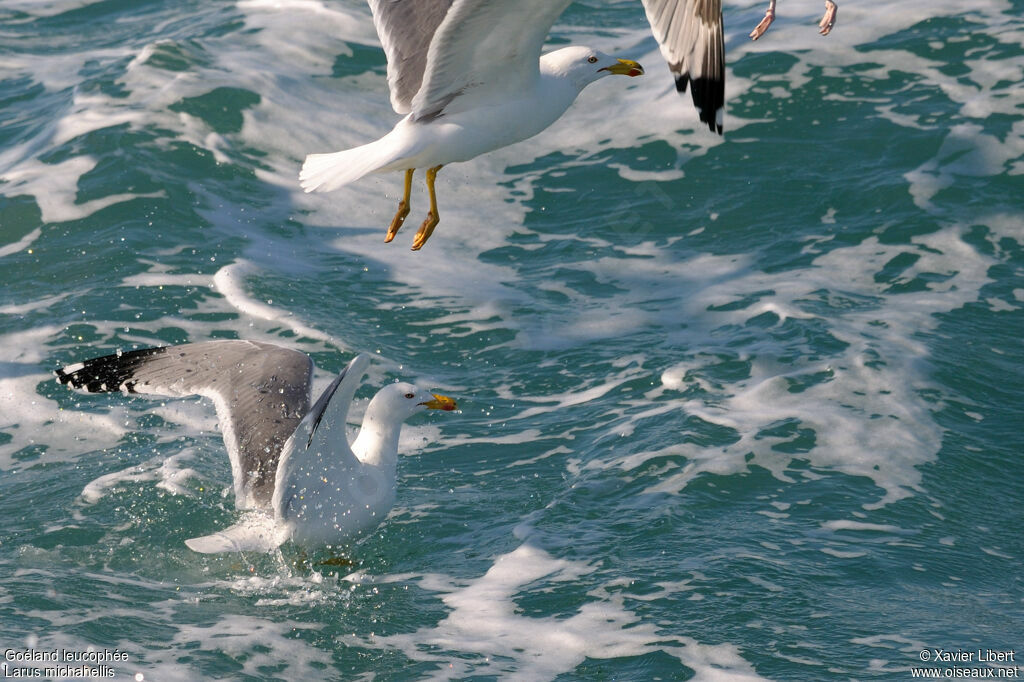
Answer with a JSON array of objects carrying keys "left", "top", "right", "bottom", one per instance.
[
  {"left": 411, "top": 165, "right": 443, "bottom": 251},
  {"left": 385, "top": 169, "right": 415, "bottom": 243}
]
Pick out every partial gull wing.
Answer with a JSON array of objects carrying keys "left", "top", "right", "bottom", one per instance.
[
  {"left": 368, "top": 0, "right": 454, "bottom": 115},
  {"left": 272, "top": 354, "right": 371, "bottom": 518},
  {"left": 410, "top": 0, "right": 574, "bottom": 120},
  {"left": 640, "top": 0, "right": 725, "bottom": 133},
  {"left": 55, "top": 340, "right": 313, "bottom": 509},
  {"left": 367, "top": 0, "right": 724, "bottom": 128}
]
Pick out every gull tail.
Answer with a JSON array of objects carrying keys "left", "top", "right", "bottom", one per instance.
[
  {"left": 185, "top": 512, "right": 288, "bottom": 554},
  {"left": 299, "top": 136, "right": 405, "bottom": 193}
]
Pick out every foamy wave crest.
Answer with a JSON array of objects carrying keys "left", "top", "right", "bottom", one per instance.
[
  {"left": 348, "top": 542, "right": 767, "bottom": 680},
  {"left": 568, "top": 226, "right": 992, "bottom": 508}
]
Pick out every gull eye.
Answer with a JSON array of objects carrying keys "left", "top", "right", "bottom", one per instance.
[
  {"left": 587, "top": 56, "right": 598, "bottom": 64},
  {"left": 404, "top": 392, "right": 415, "bottom": 399}
]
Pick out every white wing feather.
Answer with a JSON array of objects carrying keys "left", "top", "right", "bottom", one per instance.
[
  {"left": 272, "top": 354, "right": 371, "bottom": 518},
  {"left": 368, "top": 0, "right": 454, "bottom": 114},
  {"left": 409, "top": 0, "right": 573, "bottom": 119},
  {"left": 367, "top": 0, "right": 723, "bottom": 130}
]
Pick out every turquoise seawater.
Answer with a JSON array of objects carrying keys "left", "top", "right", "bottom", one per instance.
[{"left": 2, "top": 0, "right": 1022, "bottom": 679}]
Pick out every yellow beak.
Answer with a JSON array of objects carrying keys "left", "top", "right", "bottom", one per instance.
[
  {"left": 600, "top": 58, "right": 644, "bottom": 77},
  {"left": 420, "top": 393, "right": 457, "bottom": 411}
]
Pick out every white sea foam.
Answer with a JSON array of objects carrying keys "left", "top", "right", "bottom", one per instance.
[
  {"left": 353, "top": 542, "right": 767, "bottom": 680},
  {"left": 0, "top": 291, "right": 69, "bottom": 315},
  {"left": 0, "top": 327, "right": 129, "bottom": 469},
  {"left": 906, "top": 122, "right": 1024, "bottom": 210},
  {"left": 80, "top": 450, "right": 199, "bottom": 504},
  {"left": 820, "top": 547, "right": 868, "bottom": 559},
  {"left": 38, "top": 605, "right": 334, "bottom": 681},
  {"left": 552, "top": 226, "right": 995, "bottom": 508},
  {"left": 0, "top": 0, "right": 101, "bottom": 17},
  {"left": 0, "top": 227, "right": 41, "bottom": 259},
  {"left": 979, "top": 546, "right": 1015, "bottom": 560},
  {"left": 0, "top": 156, "right": 164, "bottom": 224},
  {"left": 821, "top": 520, "right": 907, "bottom": 534},
  {"left": 213, "top": 259, "right": 333, "bottom": 343}
]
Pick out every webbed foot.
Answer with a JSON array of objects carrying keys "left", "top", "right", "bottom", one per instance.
[
  {"left": 385, "top": 201, "right": 411, "bottom": 243},
  {"left": 819, "top": 0, "right": 837, "bottom": 36},
  {"left": 411, "top": 212, "right": 440, "bottom": 251}
]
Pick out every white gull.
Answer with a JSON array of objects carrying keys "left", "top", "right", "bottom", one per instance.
[
  {"left": 299, "top": 0, "right": 727, "bottom": 249},
  {"left": 56, "top": 340, "right": 456, "bottom": 553}
]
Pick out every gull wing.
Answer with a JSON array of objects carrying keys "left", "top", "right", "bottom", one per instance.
[
  {"left": 640, "top": 0, "right": 725, "bottom": 133},
  {"left": 368, "top": 0, "right": 455, "bottom": 115},
  {"left": 367, "top": 0, "right": 724, "bottom": 129},
  {"left": 272, "top": 354, "right": 371, "bottom": 518},
  {"left": 55, "top": 340, "right": 313, "bottom": 509},
  {"left": 408, "top": 0, "right": 574, "bottom": 120}
]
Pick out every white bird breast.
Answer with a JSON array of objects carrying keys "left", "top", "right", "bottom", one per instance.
[
  {"left": 273, "top": 396, "right": 400, "bottom": 547},
  {"left": 278, "top": 457, "right": 398, "bottom": 547},
  {"left": 382, "top": 73, "right": 583, "bottom": 171}
]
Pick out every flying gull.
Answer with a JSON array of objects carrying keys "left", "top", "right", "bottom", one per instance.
[
  {"left": 55, "top": 340, "right": 456, "bottom": 553},
  {"left": 299, "top": 0, "right": 727, "bottom": 250}
]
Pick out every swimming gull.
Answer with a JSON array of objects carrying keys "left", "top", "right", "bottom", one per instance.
[
  {"left": 55, "top": 340, "right": 456, "bottom": 553},
  {"left": 749, "top": 0, "right": 838, "bottom": 40},
  {"left": 299, "top": 0, "right": 726, "bottom": 250}
]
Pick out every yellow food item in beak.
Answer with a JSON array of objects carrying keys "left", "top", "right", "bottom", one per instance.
[
  {"left": 601, "top": 58, "right": 644, "bottom": 77},
  {"left": 420, "top": 393, "right": 457, "bottom": 411}
]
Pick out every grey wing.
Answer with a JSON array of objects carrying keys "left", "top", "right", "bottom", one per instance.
[
  {"left": 640, "top": 0, "right": 725, "bottom": 134},
  {"left": 55, "top": 340, "right": 313, "bottom": 509},
  {"left": 367, "top": 0, "right": 455, "bottom": 114},
  {"left": 410, "top": 0, "right": 573, "bottom": 120}
]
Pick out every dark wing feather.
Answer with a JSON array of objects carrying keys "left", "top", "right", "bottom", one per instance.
[
  {"left": 641, "top": 0, "right": 725, "bottom": 134},
  {"left": 56, "top": 340, "right": 313, "bottom": 508}
]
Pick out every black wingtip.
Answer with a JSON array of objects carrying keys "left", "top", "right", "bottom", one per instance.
[
  {"left": 675, "top": 75, "right": 725, "bottom": 136},
  {"left": 55, "top": 346, "right": 167, "bottom": 394}
]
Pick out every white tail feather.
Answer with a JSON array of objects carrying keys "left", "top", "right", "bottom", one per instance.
[
  {"left": 299, "top": 138, "right": 402, "bottom": 193},
  {"left": 185, "top": 512, "right": 287, "bottom": 553}
]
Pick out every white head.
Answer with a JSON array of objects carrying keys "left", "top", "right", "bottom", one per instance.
[
  {"left": 540, "top": 46, "right": 644, "bottom": 90},
  {"left": 364, "top": 382, "right": 457, "bottom": 424},
  {"left": 350, "top": 381, "right": 456, "bottom": 467}
]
